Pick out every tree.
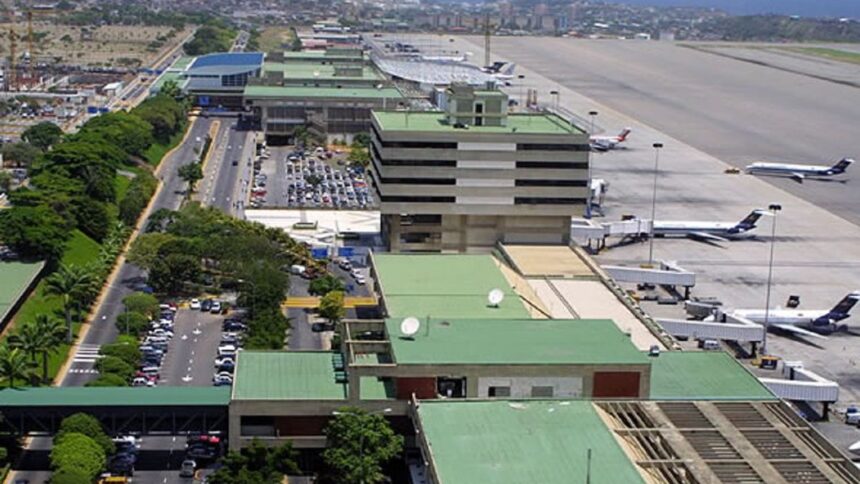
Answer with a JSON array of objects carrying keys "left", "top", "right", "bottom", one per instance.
[
  {"left": 1, "top": 142, "right": 40, "bottom": 167},
  {"left": 78, "top": 111, "right": 154, "bottom": 157},
  {"left": 0, "top": 205, "right": 70, "bottom": 260},
  {"left": 208, "top": 439, "right": 300, "bottom": 484},
  {"left": 319, "top": 291, "right": 345, "bottom": 325},
  {"left": 348, "top": 144, "right": 370, "bottom": 167},
  {"left": 99, "top": 340, "right": 142, "bottom": 367},
  {"left": 0, "top": 344, "right": 36, "bottom": 388},
  {"left": 71, "top": 196, "right": 111, "bottom": 241},
  {"left": 94, "top": 356, "right": 134, "bottom": 382},
  {"left": 119, "top": 171, "right": 158, "bottom": 225},
  {"left": 178, "top": 162, "right": 203, "bottom": 194},
  {"left": 8, "top": 315, "right": 64, "bottom": 383},
  {"left": 133, "top": 95, "right": 186, "bottom": 143},
  {"left": 159, "top": 79, "right": 182, "bottom": 99},
  {"left": 56, "top": 413, "right": 115, "bottom": 456},
  {"left": 0, "top": 171, "right": 12, "bottom": 192},
  {"left": 51, "top": 466, "right": 91, "bottom": 484},
  {"left": 50, "top": 432, "right": 106, "bottom": 481},
  {"left": 122, "top": 292, "right": 160, "bottom": 319},
  {"left": 309, "top": 274, "right": 345, "bottom": 296},
  {"left": 85, "top": 373, "right": 129, "bottom": 387},
  {"left": 353, "top": 132, "right": 371, "bottom": 148},
  {"left": 22, "top": 122, "right": 63, "bottom": 151},
  {"left": 323, "top": 407, "right": 403, "bottom": 484},
  {"left": 127, "top": 232, "right": 177, "bottom": 270},
  {"left": 148, "top": 252, "right": 200, "bottom": 294},
  {"left": 45, "top": 264, "right": 96, "bottom": 343}
]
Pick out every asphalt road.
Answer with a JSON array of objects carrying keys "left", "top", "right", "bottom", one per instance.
[
  {"left": 63, "top": 117, "right": 216, "bottom": 387},
  {"left": 465, "top": 37, "right": 860, "bottom": 225},
  {"left": 158, "top": 309, "right": 225, "bottom": 387}
]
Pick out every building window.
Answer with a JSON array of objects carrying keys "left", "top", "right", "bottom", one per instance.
[
  {"left": 400, "top": 232, "right": 441, "bottom": 244},
  {"left": 488, "top": 386, "right": 511, "bottom": 397},
  {"left": 400, "top": 214, "right": 442, "bottom": 225},
  {"left": 517, "top": 143, "right": 589, "bottom": 151},
  {"left": 379, "top": 140, "right": 458, "bottom": 149},
  {"left": 516, "top": 161, "right": 588, "bottom": 169},
  {"left": 531, "top": 386, "right": 554, "bottom": 397},
  {"left": 515, "top": 179, "right": 587, "bottom": 187},
  {"left": 514, "top": 197, "right": 585, "bottom": 205},
  {"left": 379, "top": 177, "right": 455, "bottom": 185}
]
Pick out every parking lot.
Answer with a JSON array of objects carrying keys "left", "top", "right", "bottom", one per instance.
[{"left": 252, "top": 145, "right": 375, "bottom": 210}]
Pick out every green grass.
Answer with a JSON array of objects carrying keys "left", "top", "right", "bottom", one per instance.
[
  {"left": 257, "top": 26, "right": 294, "bottom": 53},
  {"left": 781, "top": 47, "right": 860, "bottom": 65},
  {"left": 115, "top": 173, "right": 133, "bottom": 203},
  {"left": 143, "top": 129, "right": 185, "bottom": 166}
]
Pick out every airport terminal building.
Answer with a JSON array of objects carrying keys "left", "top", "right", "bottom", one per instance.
[{"left": 368, "top": 84, "right": 590, "bottom": 252}]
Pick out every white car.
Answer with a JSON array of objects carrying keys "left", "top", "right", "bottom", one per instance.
[
  {"left": 150, "top": 329, "right": 173, "bottom": 338},
  {"left": 355, "top": 275, "right": 366, "bottom": 285},
  {"left": 214, "top": 356, "right": 235, "bottom": 367},
  {"left": 190, "top": 298, "right": 201, "bottom": 310},
  {"left": 217, "top": 345, "right": 237, "bottom": 356}
]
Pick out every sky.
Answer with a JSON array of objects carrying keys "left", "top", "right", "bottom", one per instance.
[{"left": 606, "top": 0, "right": 860, "bottom": 18}]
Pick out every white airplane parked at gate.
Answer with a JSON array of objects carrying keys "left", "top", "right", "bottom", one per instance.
[
  {"left": 652, "top": 209, "right": 766, "bottom": 243},
  {"left": 590, "top": 128, "right": 632, "bottom": 151},
  {"left": 481, "top": 61, "right": 517, "bottom": 81},
  {"left": 745, "top": 157, "right": 854, "bottom": 183},
  {"left": 730, "top": 292, "right": 860, "bottom": 339}
]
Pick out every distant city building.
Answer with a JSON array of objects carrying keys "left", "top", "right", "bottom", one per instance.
[{"left": 368, "top": 84, "right": 589, "bottom": 252}]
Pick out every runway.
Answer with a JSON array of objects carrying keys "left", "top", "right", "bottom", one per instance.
[{"left": 466, "top": 37, "right": 860, "bottom": 225}]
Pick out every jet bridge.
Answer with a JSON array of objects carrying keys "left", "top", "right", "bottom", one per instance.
[
  {"left": 657, "top": 313, "right": 765, "bottom": 344},
  {"left": 603, "top": 260, "right": 696, "bottom": 299},
  {"left": 571, "top": 218, "right": 652, "bottom": 252},
  {"left": 759, "top": 361, "right": 839, "bottom": 418}
]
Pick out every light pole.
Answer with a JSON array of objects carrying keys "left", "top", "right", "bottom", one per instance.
[
  {"left": 331, "top": 408, "right": 393, "bottom": 484},
  {"left": 761, "top": 203, "right": 782, "bottom": 356},
  {"left": 549, "top": 90, "right": 559, "bottom": 111},
  {"left": 648, "top": 142, "right": 663, "bottom": 266},
  {"left": 585, "top": 110, "right": 598, "bottom": 219},
  {"left": 517, "top": 74, "right": 526, "bottom": 111}
]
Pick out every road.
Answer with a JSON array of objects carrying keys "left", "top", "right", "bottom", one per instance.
[{"left": 463, "top": 37, "right": 860, "bottom": 226}]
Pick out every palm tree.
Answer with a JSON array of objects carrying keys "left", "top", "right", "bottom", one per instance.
[
  {"left": 9, "top": 315, "right": 65, "bottom": 383},
  {"left": 45, "top": 264, "right": 95, "bottom": 343},
  {"left": 0, "top": 344, "right": 36, "bottom": 389}
]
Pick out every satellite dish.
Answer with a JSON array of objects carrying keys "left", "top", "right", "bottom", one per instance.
[
  {"left": 400, "top": 317, "right": 420, "bottom": 338},
  {"left": 488, "top": 288, "right": 505, "bottom": 307}
]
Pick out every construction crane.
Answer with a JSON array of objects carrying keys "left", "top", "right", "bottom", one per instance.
[{"left": 483, "top": 13, "right": 493, "bottom": 69}]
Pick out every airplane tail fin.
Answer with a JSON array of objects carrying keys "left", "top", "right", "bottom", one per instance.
[
  {"left": 736, "top": 210, "right": 764, "bottom": 230},
  {"left": 617, "top": 128, "right": 632, "bottom": 142},
  {"left": 832, "top": 158, "right": 854, "bottom": 173},
  {"left": 814, "top": 292, "right": 860, "bottom": 326},
  {"left": 500, "top": 63, "right": 516, "bottom": 76}
]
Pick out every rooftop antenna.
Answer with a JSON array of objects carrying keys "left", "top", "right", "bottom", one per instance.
[
  {"left": 488, "top": 288, "right": 505, "bottom": 307},
  {"left": 399, "top": 316, "right": 420, "bottom": 339}
]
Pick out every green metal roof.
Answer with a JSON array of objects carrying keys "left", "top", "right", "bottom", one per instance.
[
  {"left": 374, "top": 254, "right": 530, "bottom": 320},
  {"left": 171, "top": 56, "right": 195, "bottom": 70},
  {"left": 360, "top": 377, "right": 395, "bottom": 400},
  {"left": 262, "top": 62, "right": 382, "bottom": 81},
  {"left": 282, "top": 51, "right": 365, "bottom": 61},
  {"left": 418, "top": 400, "right": 644, "bottom": 484},
  {"left": 649, "top": 351, "right": 775, "bottom": 400},
  {"left": 386, "top": 318, "right": 647, "bottom": 366},
  {"left": 0, "top": 261, "right": 43, "bottom": 322},
  {"left": 244, "top": 85, "right": 402, "bottom": 100},
  {"left": 0, "top": 387, "right": 230, "bottom": 407},
  {"left": 372, "top": 111, "right": 584, "bottom": 135},
  {"left": 233, "top": 351, "right": 347, "bottom": 401}
]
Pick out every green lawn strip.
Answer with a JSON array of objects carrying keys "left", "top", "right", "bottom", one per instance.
[
  {"left": 3, "top": 231, "right": 100, "bottom": 384},
  {"left": 781, "top": 46, "right": 860, "bottom": 65},
  {"left": 115, "top": 173, "right": 133, "bottom": 203},
  {"left": 143, "top": 129, "right": 185, "bottom": 166}
]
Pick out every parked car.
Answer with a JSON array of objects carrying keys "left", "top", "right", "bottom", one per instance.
[
  {"left": 217, "top": 345, "right": 237, "bottom": 357},
  {"left": 179, "top": 459, "right": 196, "bottom": 478},
  {"left": 189, "top": 298, "right": 201, "bottom": 310},
  {"left": 210, "top": 301, "right": 222, "bottom": 314},
  {"left": 214, "top": 356, "right": 234, "bottom": 367},
  {"left": 312, "top": 322, "right": 335, "bottom": 332},
  {"left": 213, "top": 374, "right": 233, "bottom": 386},
  {"left": 201, "top": 299, "right": 212, "bottom": 312}
]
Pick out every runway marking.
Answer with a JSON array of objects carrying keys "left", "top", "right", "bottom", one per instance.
[{"left": 68, "top": 368, "right": 99, "bottom": 374}]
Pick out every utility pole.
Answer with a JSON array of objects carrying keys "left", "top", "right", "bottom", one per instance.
[
  {"left": 585, "top": 110, "right": 598, "bottom": 219},
  {"left": 648, "top": 142, "right": 664, "bottom": 266},
  {"left": 483, "top": 13, "right": 491, "bottom": 68},
  {"left": 761, "top": 203, "right": 782, "bottom": 356}
]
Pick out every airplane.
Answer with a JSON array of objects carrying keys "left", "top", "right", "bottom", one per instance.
[
  {"left": 482, "top": 61, "right": 516, "bottom": 80},
  {"left": 744, "top": 157, "right": 854, "bottom": 183},
  {"left": 652, "top": 209, "right": 766, "bottom": 242},
  {"left": 731, "top": 292, "right": 860, "bottom": 339},
  {"left": 590, "top": 128, "right": 632, "bottom": 151}
]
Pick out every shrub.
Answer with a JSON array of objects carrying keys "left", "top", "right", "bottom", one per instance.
[
  {"left": 51, "top": 465, "right": 91, "bottom": 484},
  {"left": 95, "top": 356, "right": 134, "bottom": 382},
  {"left": 50, "top": 432, "right": 106, "bottom": 480},
  {"left": 56, "top": 413, "right": 115, "bottom": 456},
  {"left": 99, "top": 341, "right": 142, "bottom": 367},
  {"left": 85, "top": 373, "right": 129, "bottom": 387}
]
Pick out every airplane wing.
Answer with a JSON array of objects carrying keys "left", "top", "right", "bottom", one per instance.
[
  {"left": 688, "top": 232, "right": 729, "bottom": 243},
  {"left": 590, "top": 142, "right": 609, "bottom": 152},
  {"left": 790, "top": 173, "right": 806, "bottom": 183},
  {"left": 770, "top": 323, "right": 828, "bottom": 339}
]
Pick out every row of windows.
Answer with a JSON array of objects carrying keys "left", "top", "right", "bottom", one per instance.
[
  {"left": 371, "top": 144, "right": 456, "bottom": 167},
  {"left": 267, "top": 106, "right": 307, "bottom": 119},
  {"left": 517, "top": 143, "right": 590, "bottom": 152},
  {"left": 515, "top": 179, "right": 587, "bottom": 187},
  {"left": 516, "top": 161, "right": 588, "bottom": 169},
  {"left": 514, "top": 197, "right": 585, "bottom": 205},
  {"left": 380, "top": 195, "right": 456, "bottom": 203},
  {"left": 379, "top": 177, "right": 455, "bottom": 185}
]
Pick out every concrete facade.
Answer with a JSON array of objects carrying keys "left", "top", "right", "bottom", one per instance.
[{"left": 369, "top": 86, "right": 589, "bottom": 252}]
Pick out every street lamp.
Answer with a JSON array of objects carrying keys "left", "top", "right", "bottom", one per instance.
[
  {"left": 648, "top": 142, "right": 664, "bottom": 266},
  {"left": 517, "top": 74, "right": 526, "bottom": 111},
  {"left": 585, "top": 110, "right": 598, "bottom": 219},
  {"left": 760, "top": 203, "right": 782, "bottom": 356}
]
